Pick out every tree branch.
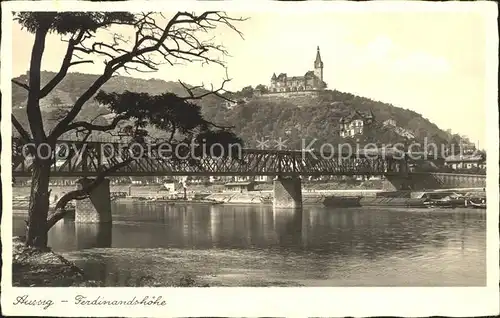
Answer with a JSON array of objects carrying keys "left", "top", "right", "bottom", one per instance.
[
  {"left": 69, "top": 60, "right": 94, "bottom": 66},
  {"left": 12, "top": 79, "right": 30, "bottom": 91},
  {"left": 205, "top": 121, "right": 234, "bottom": 130},
  {"left": 49, "top": 11, "right": 245, "bottom": 142},
  {"left": 27, "top": 26, "right": 49, "bottom": 142},
  {"left": 178, "top": 75, "right": 234, "bottom": 103},
  {"left": 12, "top": 114, "right": 32, "bottom": 142},
  {"left": 62, "top": 114, "right": 127, "bottom": 134},
  {"left": 39, "top": 30, "right": 88, "bottom": 99},
  {"left": 46, "top": 157, "right": 134, "bottom": 229}
]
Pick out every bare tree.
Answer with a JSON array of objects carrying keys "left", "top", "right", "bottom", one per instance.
[{"left": 12, "top": 11, "right": 246, "bottom": 247}]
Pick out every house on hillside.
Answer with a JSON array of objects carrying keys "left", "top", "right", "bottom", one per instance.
[
  {"left": 394, "top": 126, "right": 415, "bottom": 140},
  {"left": 383, "top": 119, "right": 397, "bottom": 127},
  {"left": 382, "top": 118, "right": 415, "bottom": 140},
  {"left": 223, "top": 98, "right": 248, "bottom": 109},
  {"left": 339, "top": 110, "right": 375, "bottom": 138}
]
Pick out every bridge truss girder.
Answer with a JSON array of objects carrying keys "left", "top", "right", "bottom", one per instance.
[{"left": 12, "top": 140, "right": 407, "bottom": 177}]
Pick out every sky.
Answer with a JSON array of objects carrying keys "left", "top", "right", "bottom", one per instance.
[{"left": 11, "top": 9, "right": 493, "bottom": 147}]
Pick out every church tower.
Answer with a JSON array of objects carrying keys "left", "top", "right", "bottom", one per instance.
[{"left": 314, "top": 46, "right": 324, "bottom": 81}]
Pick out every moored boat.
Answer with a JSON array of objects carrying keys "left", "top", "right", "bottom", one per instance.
[
  {"left": 465, "top": 197, "right": 486, "bottom": 209},
  {"left": 260, "top": 197, "right": 273, "bottom": 204}
]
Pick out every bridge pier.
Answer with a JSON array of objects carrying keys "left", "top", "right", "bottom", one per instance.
[
  {"left": 273, "top": 176, "right": 302, "bottom": 209},
  {"left": 75, "top": 178, "right": 112, "bottom": 223}
]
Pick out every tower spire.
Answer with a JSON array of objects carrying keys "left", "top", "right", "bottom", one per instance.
[
  {"left": 314, "top": 46, "right": 323, "bottom": 68},
  {"left": 313, "top": 46, "right": 324, "bottom": 83}
]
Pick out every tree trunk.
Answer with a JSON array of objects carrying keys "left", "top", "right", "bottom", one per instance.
[{"left": 25, "top": 160, "right": 51, "bottom": 248}]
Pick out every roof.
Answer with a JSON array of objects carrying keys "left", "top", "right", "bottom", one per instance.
[
  {"left": 277, "top": 73, "right": 287, "bottom": 80},
  {"left": 445, "top": 154, "right": 485, "bottom": 163},
  {"left": 339, "top": 110, "right": 375, "bottom": 123},
  {"left": 314, "top": 46, "right": 323, "bottom": 68},
  {"left": 272, "top": 71, "right": 319, "bottom": 82},
  {"left": 224, "top": 182, "right": 254, "bottom": 187}
]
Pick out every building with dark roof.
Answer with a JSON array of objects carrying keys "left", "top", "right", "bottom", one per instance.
[
  {"left": 339, "top": 110, "right": 375, "bottom": 138},
  {"left": 269, "top": 46, "right": 327, "bottom": 93},
  {"left": 444, "top": 153, "right": 486, "bottom": 170}
]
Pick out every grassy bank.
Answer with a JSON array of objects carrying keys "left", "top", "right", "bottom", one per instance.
[{"left": 12, "top": 237, "right": 88, "bottom": 287}]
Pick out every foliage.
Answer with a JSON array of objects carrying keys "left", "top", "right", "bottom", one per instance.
[
  {"left": 13, "top": 73, "right": 459, "bottom": 151},
  {"left": 255, "top": 84, "right": 268, "bottom": 94},
  {"left": 215, "top": 88, "right": 454, "bottom": 149},
  {"left": 12, "top": 11, "right": 246, "bottom": 247},
  {"left": 240, "top": 86, "right": 254, "bottom": 99},
  {"left": 16, "top": 12, "right": 136, "bottom": 35}
]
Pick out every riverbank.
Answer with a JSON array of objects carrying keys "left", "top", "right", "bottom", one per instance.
[
  {"left": 12, "top": 237, "right": 214, "bottom": 287},
  {"left": 13, "top": 236, "right": 303, "bottom": 287},
  {"left": 12, "top": 236, "right": 89, "bottom": 287},
  {"left": 12, "top": 184, "right": 485, "bottom": 209},
  {"left": 12, "top": 181, "right": 389, "bottom": 200}
]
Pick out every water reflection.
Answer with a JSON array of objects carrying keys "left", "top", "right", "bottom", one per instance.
[
  {"left": 17, "top": 203, "right": 483, "bottom": 258},
  {"left": 75, "top": 223, "right": 112, "bottom": 249},
  {"left": 12, "top": 203, "right": 486, "bottom": 286},
  {"left": 272, "top": 208, "right": 306, "bottom": 248}
]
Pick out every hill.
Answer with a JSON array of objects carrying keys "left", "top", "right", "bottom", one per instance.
[
  {"left": 12, "top": 71, "right": 455, "bottom": 149},
  {"left": 215, "top": 89, "right": 454, "bottom": 149},
  {"left": 12, "top": 71, "right": 220, "bottom": 139}
]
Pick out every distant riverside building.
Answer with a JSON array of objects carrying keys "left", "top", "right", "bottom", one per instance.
[
  {"left": 224, "top": 181, "right": 256, "bottom": 193},
  {"left": 339, "top": 110, "right": 375, "bottom": 138},
  {"left": 233, "top": 175, "right": 270, "bottom": 183},
  {"left": 269, "top": 46, "right": 327, "bottom": 93},
  {"left": 163, "top": 181, "right": 183, "bottom": 192},
  {"left": 459, "top": 140, "right": 477, "bottom": 155},
  {"left": 445, "top": 153, "right": 486, "bottom": 170}
]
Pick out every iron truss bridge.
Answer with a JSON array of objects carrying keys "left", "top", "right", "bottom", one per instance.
[{"left": 11, "top": 139, "right": 438, "bottom": 178}]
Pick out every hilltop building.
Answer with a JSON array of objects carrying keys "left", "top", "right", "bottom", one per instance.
[
  {"left": 339, "top": 110, "right": 375, "bottom": 138},
  {"left": 269, "top": 46, "right": 327, "bottom": 93}
]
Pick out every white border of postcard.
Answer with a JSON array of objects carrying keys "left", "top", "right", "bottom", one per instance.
[{"left": 1, "top": 1, "right": 499, "bottom": 317}]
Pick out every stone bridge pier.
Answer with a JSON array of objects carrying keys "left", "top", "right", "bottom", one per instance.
[
  {"left": 273, "top": 176, "right": 303, "bottom": 209},
  {"left": 75, "top": 178, "right": 112, "bottom": 223}
]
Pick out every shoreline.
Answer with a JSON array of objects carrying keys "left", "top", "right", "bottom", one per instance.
[
  {"left": 12, "top": 236, "right": 301, "bottom": 287},
  {"left": 12, "top": 189, "right": 486, "bottom": 210},
  {"left": 12, "top": 236, "right": 88, "bottom": 287},
  {"left": 11, "top": 237, "right": 214, "bottom": 287}
]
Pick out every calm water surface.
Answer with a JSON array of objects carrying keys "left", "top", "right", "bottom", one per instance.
[{"left": 13, "top": 203, "right": 486, "bottom": 286}]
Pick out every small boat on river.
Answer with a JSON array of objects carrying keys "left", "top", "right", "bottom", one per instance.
[
  {"left": 465, "top": 197, "right": 486, "bottom": 209},
  {"left": 260, "top": 197, "right": 273, "bottom": 204},
  {"left": 422, "top": 193, "right": 466, "bottom": 208}
]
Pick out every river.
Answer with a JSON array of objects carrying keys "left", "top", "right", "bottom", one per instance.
[{"left": 12, "top": 203, "right": 486, "bottom": 286}]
